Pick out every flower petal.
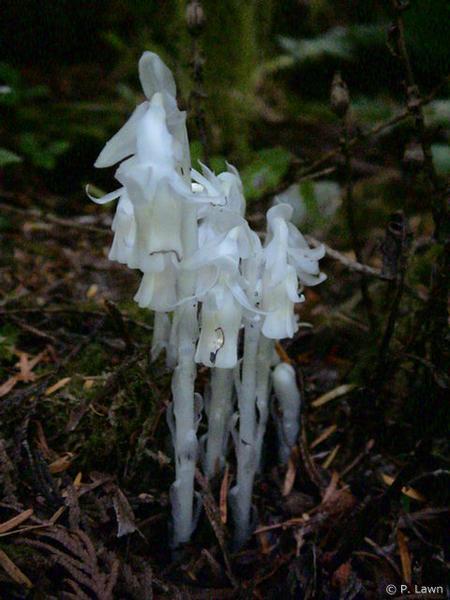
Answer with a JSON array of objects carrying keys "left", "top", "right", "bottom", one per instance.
[
  {"left": 94, "top": 102, "right": 148, "bottom": 168},
  {"left": 86, "top": 184, "right": 124, "bottom": 205},
  {"left": 138, "top": 51, "right": 177, "bottom": 100}
]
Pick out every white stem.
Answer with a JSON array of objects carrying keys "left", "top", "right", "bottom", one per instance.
[
  {"left": 205, "top": 367, "right": 234, "bottom": 478},
  {"left": 170, "top": 204, "right": 199, "bottom": 546},
  {"left": 272, "top": 362, "right": 301, "bottom": 465},
  {"left": 255, "top": 336, "right": 275, "bottom": 472},
  {"left": 231, "top": 317, "right": 261, "bottom": 548},
  {"left": 151, "top": 312, "right": 171, "bottom": 361}
]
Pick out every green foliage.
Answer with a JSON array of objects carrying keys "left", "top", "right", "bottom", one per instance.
[
  {"left": 0, "top": 62, "right": 49, "bottom": 106},
  {"left": 0, "top": 62, "right": 73, "bottom": 171},
  {"left": 0, "top": 324, "right": 18, "bottom": 363},
  {"left": 425, "top": 100, "right": 450, "bottom": 129},
  {"left": 431, "top": 144, "right": 450, "bottom": 176},
  {"left": 278, "top": 24, "right": 384, "bottom": 66},
  {"left": 278, "top": 27, "right": 352, "bottom": 63},
  {"left": 351, "top": 96, "right": 396, "bottom": 124},
  {"left": 0, "top": 147, "right": 22, "bottom": 167},
  {"left": 241, "top": 147, "right": 292, "bottom": 200},
  {"left": 18, "top": 134, "right": 70, "bottom": 171},
  {"left": 298, "top": 180, "right": 341, "bottom": 229}
]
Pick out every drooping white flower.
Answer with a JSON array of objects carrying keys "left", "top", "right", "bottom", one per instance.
[
  {"left": 183, "top": 223, "right": 257, "bottom": 368},
  {"left": 95, "top": 52, "right": 190, "bottom": 178},
  {"left": 134, "top": 254, "right": 179, "bottom": 312},
  {"left": 88, "top": 97, "right": 187, "bottom": 289},
  {"left": 261, "top": 203, "right": 325, "bottom": 339},
  {"left": 195, "top": 280, "right": 243, "bottom": 368},
  {"left": 108, "top": 191, "right": 136, "bottom": 265}
]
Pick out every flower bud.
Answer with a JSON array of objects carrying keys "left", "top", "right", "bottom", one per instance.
[
  {"left": 186, "top": 1, "right": 205, "bottom": 35},
  {"left": 330, "top": 72, "right": 349, "bottom": 119}
]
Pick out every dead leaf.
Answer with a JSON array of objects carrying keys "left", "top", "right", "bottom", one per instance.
[
  {"left": 45, "top": 377, "right": 71, "bottom": 396},
  {"left": 312, "top": 384, "right": 356, "bottom": 408},
  {"left": 322, "top": 471, "right": 340, "bottom": 504},
  {"left": 0, "top": 377, "right": 18, "bottom": 398},
  {"left": 34, "top": 420, "right": 52, "bottom": 459},
  {"left": 112, "top": 487, "right": 137, "bottom": 537},
  {"left": 321, "top": 472, "right": 356, "bottom": 516},
  {"left": 0, "top": 509, "right": 33, "bottom": 534},
  {"left": 0, "top": 548, "right": 33, "bottom": 588},
  {"left": 275, "top": 342, "right": 292, "bottom": 364},
  {"left": 0, "top": 350, "right": 47, "bottom": 397},
  {"left": 397, "top": 529, "right": 412, "bottom": 584},
  {"left": 83, "top": 379, "right": 95, "bottom": 390},
  {"left": 310, "top": 424, "right": 337, "bottom": 449},
  {"left": 219, "top": 465, "right": 230, "bottom": 525},
  {"left": 381, "top": 473, "right": 426, "bottom": 502},
  {"left": 17, "top": 352, "right": 36, "bottom": 383},
  {"left": 17, "top": 350, "right": 46, "bottom": 382},
  {"left": 86, "top": 283, "right": 98, "bottom": 299},
  {"left": 283, "top": 447, "right": 299, "bottom": 497},
  {"left": 323, "top": 444, "right": 341, "bottom": 469},
  {"left": 332, "top": 561, "right": 351, "bottom": 588},
  {"left": 257, "top": 529, "right": 272, "bottom": 555},
  {"left": 49, "top": 452, "right": 74, "bottom": 474}
]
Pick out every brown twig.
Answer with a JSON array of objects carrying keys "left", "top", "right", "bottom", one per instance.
[
  {"left": 373, "top": 212, "right": 411, "bottom": 389},
  {"left": 301, "top": 77, "right": 448, "bottom": 180},
  {"left": 260, "top": 77, "right": 448, "bottom": 203},
  {"left": 333, "top": 73, "right": 376, "bottom": 331},
  {"left": 0, "top": 199, "right": 390, "bottom": 284},
  {"left": 0, "top": 306, "right": 153, "bottom": 333},
  {"left": 388, "top": 0, "right": 448, "bottom": 375},
  {"left": 194, "top": 470, "right": 238, "bottom": 588},
  {"left": 0, "top": 200, "right": 108, "bottom": 235},
  {"left": 306, "top": 236, "right": 388, "bottom": 280}
]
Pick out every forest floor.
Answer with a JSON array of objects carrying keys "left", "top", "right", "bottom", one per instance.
[{"left": 0, "top": 147, "right": 448, "bottom": 599}]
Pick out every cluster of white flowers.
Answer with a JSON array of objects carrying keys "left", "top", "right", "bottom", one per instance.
[{"left": 90, "top": 52, "right": 325, "bottom": 547}]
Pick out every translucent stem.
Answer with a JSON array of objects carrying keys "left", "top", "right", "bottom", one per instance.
[
  {"left": 170, "top": 204, "right": 199, "bottom": 546},
  {"left": 273, "top": 362, "right": 301, "bottom": 465},
  {"left": 205, "top": 367, "right": 234, "bottom": 478},
  {"left": 255, "top": 336, "right": 275, "bottom": 472},
  {"left": 231, "top": 317, "right": 261, "bottom": 548}
]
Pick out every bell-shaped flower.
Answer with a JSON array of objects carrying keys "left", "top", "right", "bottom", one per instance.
[
  {"left": 261, "top": 203, "right": 325, "bottom": 339},
  {"left": 261, "top": 265, "right": 303, "bottom": 338},
  {"left": 195, "top": 279, "right": 243, "bottom": 368},
  {"left": 111, "top": 92, "right": 196, "bottom": 272},
  {"left": 94, "top": 52, "right": 190, "bottom": 177},
  {"left": 108, "top": 191, "right": 136, "bottom": 265},
  {"left": 182, "top": 224, "right": 257, "bottom": 367},
  {"left": 192, "top": 162, "right": 246, "bottom": 215},
  {"left": 134, "top": 253, "right": 178, "bottom": 312},
  {"left": 192, "top": 163, "right": 247, "bottom": 253}
]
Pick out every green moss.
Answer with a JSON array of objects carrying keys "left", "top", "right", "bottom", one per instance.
[{"left": 71, "top": 342, "right": 109, "bottom": 376}]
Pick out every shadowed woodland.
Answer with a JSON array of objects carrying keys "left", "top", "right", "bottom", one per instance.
[{"left": 0, "top": 0, "right": 449, "bottom": 598}]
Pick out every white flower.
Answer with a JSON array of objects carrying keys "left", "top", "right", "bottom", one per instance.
[
  {"left": 183, "top": 224, "right": 258, "bottom": 367},
  {"left": 195, "top": 279, "right": 243, "bottom": 368},
  {"left": 261, "top": 204, "right": 325, "bottom": 339},
  {"left": 108, "top": 191, "right": 136, "bottom": 265},
  {"left": 94, "top": 52, "right": 190, "bottom": 178},
  {"left": 192, "top": 162, "right": 246, "bottom": 215},
  {"left": 134, "top": 254, "right": 178, "bottom": 311},
  {"left": 261, "top": 266, "right": 302, "bottom": 338}
]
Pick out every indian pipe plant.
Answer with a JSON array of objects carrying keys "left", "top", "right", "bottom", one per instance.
[{"left": 88, "top": 52, "right": 325, "bottom": 548}]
